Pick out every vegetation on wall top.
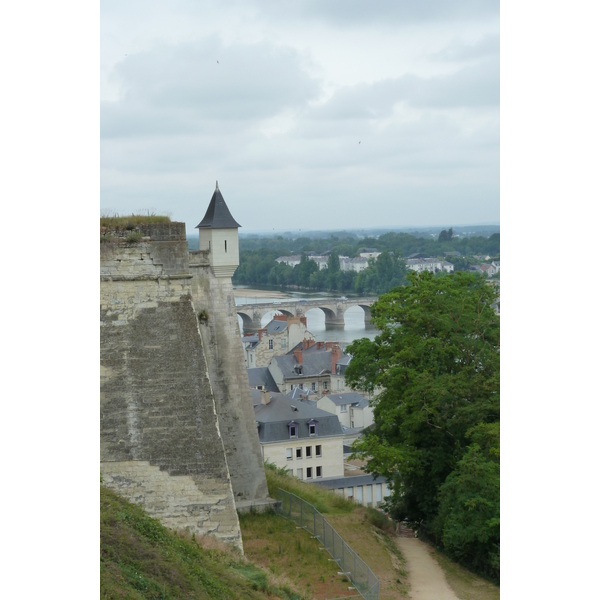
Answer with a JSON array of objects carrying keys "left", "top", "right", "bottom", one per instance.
[{"left": 100, "top": 213, "right": 171, "bottom": 231}]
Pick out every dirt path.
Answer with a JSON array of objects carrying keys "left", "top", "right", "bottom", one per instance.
[{"left": 395, "top": 537, "right": 460, "bottom": 600}]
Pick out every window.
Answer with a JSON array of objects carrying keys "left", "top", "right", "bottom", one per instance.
[
  {"left": 311, "top": 382, "right": 317, "bottom": 391},
  {"left": 268, "top": 339, "right": 273, "bottom": 350},
  {"left": 298, "top": 383, "right": 304, "bottom": 390},
  {"left": 337, "top": 379, "right": 342, "bottom": 390},
  {"left": 308, "top": 420, "right": 318, "bottom": 436},
  {"left": 281, "top": 339, "right": 286, "bottom": 349},
  {"left": 225, "top": 240, "right": 228, "bottom": 252},
  {"left": 296, "top": 447, "right": 302, "bottom": 459},
  {"left": 340, "top": 404, "right": 347, "bottom": 413},
  {"left": 356, "top": 486, "right": 363, "bottom": 503},
  {"left": 306, "top": 467, "right": 312, "bottom": 479},
  {"left": 306, "top": 446, "right": 312, "bottom": 458},
  {"left": 347, "top": 487, "right": 354, "bottom": 499},
  {"left": 296, "top": 468, "right": 303, "bottom": 479},
  {"left": 323, "top": 381, "right": 328, "bottom": 390},
  {"left": 366, "top": 485, "right": 373, "bottom": 504},
  {"left": 316, "top": 466, "right": 322, "bottom": 478},
  {"left": 376, "top": 483, "right": 382, "bottom": 503},
  {"left": 351, "top": 420, "right": 355, "bottom": 428},
  {"left": 315, "top": 445, "right": 321, "bottom": 457},
  {"left": 286, "top": 448, "right": 293, "bottom": 460},
  {"left": 289, "top": 423, "right": 298, "bottom": 438}
]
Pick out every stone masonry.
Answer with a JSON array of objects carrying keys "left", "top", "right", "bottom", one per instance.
[{"left": 100, "top": 222, "right": 269, "bottom": 551}]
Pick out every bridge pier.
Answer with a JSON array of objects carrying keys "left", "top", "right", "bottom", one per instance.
[
  {"left": 238, "top": 311, "right": 264, "bottom": 334},
  {"left": 323, "top": 307, "right": 346, "bottom": 328}
]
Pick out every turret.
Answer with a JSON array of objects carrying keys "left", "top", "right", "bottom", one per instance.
[{"left": 196, "top": 181, "right": 241, "bottom": 277}]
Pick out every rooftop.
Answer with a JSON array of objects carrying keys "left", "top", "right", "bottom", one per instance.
[{"left": 195, "top": 182, "right": 241, "bottom": 229}]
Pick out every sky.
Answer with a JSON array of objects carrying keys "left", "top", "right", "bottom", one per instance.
[{"left": 101, "top": 0, "right": 499, "bottom": 234}]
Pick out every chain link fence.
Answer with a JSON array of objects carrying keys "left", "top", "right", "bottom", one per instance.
[{"left": 275, "top": 488, "right": 379, "bottom": 600}]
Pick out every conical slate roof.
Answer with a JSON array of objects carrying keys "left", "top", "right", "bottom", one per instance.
[{"left": 195, "top": 181, "right": 241, "bottom": 229}]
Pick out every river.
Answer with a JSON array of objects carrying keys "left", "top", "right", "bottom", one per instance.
[{"left": 234, "top": 285, "right": 378, "bottom": 346}]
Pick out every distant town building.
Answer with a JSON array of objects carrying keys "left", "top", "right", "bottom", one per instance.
[
  {"left": 317, "top": 392, "right": 374, "bottom": 430},
  {"left": 267, "top": 340, "right": 351, "bottom": 397},
  {"left": 473, "top": 262, "right": 499, "bottom": 277},
  {"left": 359, "top": 248, "right": 381, "bottom": 259},
  {"left": 242, "top": 315, "right": 315, "bottom": 368},
  {"left": 340, "top": 257, "right": 369, "bottom": 272},
  {"left": 313, "top": 473, "right": 391, "bottom": 508},
  {"left": 250, "top": 389, "right": 345, "bottom": 481},
  {"left": 406, "top": 258, "right": 454, "bottom": 273}
]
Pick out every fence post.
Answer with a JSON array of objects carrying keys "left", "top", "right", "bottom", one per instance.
[{"left": 300, "top": 498, "right": 303, "bottom": 528}]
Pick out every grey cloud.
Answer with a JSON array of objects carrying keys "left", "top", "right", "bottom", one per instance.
[
  {"left": 102, "top": 38, "right": 321, "bottom": 138},
  {"left": 430, "top": 34, "right": 500, "bottom": 62},
  {"left": 241, "top": 0, "right": 498, "bottom": 27},
  {"left": 311, "top": 58, "right": 498, "bottom": 120}
]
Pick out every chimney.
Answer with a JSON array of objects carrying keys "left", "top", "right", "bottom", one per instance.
[
  {"left": 317, "top": 341, "right": 325, "bottom": 350},
  {"left": 331, "top": 345, "right": 341, "bottom": 373},
  {"left": 302, "top": 338, "right": 315, "bottom": 350},
  {"left": 260, "top": 390, "right": 271, "bottom": 405},
  {"left": 293, "top": 348, "right": 303, "bottom": 364}
]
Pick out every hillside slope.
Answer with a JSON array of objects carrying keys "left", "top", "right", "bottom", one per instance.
[{"left": 100, "top": 485, "right": 302, "bottom": 600}]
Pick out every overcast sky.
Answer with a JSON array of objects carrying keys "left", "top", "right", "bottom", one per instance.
[{"left": 101, "top": 0, "right": 499, "bottom": 234}]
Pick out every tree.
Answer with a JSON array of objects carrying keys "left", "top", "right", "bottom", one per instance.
[
  {"left": 345, "top": 271, "right": 499, "bottom": 577},
  {"left": 433, "top": 422, "right": 500, "bottom": 581}
]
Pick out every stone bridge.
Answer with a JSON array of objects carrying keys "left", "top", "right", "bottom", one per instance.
[{"left": 235, "top": 297, "right": 378, "bottom": 333}]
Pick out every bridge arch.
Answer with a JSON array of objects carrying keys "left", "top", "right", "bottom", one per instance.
[{"left": 237, "top": 311, "right": 254, "bottom": 331}]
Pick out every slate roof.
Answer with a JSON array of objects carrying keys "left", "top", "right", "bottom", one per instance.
[
  {"left": 287, "top": 387, "right": 317, "bottom": 403},
  {"left": 195, "top": 182, "right": 241, "bottom": 229},
  {"left": 265, "top": 320, "right": 288, "bottom": 334},
  {"left": 323, "top": 392, "right": 365, "bottom": 407},
  {"left": 271, "top": 349, "right": 350, "bottom": 379},
  {"left": 250, "top": 391, "right": 344, "bottom": 443},
  {"left": 247, "top": 367, "right": 280, "bottom": 392},
  {"left": 311, "top": 473, "right": 388, "bottom": 488}
]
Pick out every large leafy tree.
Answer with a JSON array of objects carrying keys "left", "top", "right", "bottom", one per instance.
[{"left": 345, "top": 271, "right": 499, "bottom": 578}]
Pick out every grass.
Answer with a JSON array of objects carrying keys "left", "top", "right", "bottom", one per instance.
[
  {"left": 100, "top": 485, "right": 304, "bottom": 599},
  {"left": 264, "top": 463, "right": 355, "bottom": 515},
  {"left": 240, "top": 466, "right": 410, "bottom": 600},
  {"left": 100, "top": 213, "right": 171, "bottom": 231},
  {"left": 238, "top": 509, "right": 350, "bottom": 600},
  {"left": 428, "top": 546, "right": 500, "bottom": 600}
]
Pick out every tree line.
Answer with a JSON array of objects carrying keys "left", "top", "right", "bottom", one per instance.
[
  {"left": 232, "top": 230, "right": 499, "bottom": 295},
  {"left": 233, "top": 250, "right": 408, "bottom": 295},
  {"left": 238, "top": 230, "right": 499, "bottom": 258}
]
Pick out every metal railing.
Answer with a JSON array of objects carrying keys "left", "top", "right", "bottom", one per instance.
[{"left": 275, "top": 488, "right": 379, "bottom": 600}]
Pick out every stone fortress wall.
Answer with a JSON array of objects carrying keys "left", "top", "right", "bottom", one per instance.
[{"left": 100, "top": 221, "right": 268, "bottom": 552}]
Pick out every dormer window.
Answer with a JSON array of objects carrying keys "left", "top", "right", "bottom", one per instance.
[
  {"left": 308, "top": 419, "right": 318, "bottom": 437},
  {"left": 288, "top": 421, "right": 298, "bottom": 438}
]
